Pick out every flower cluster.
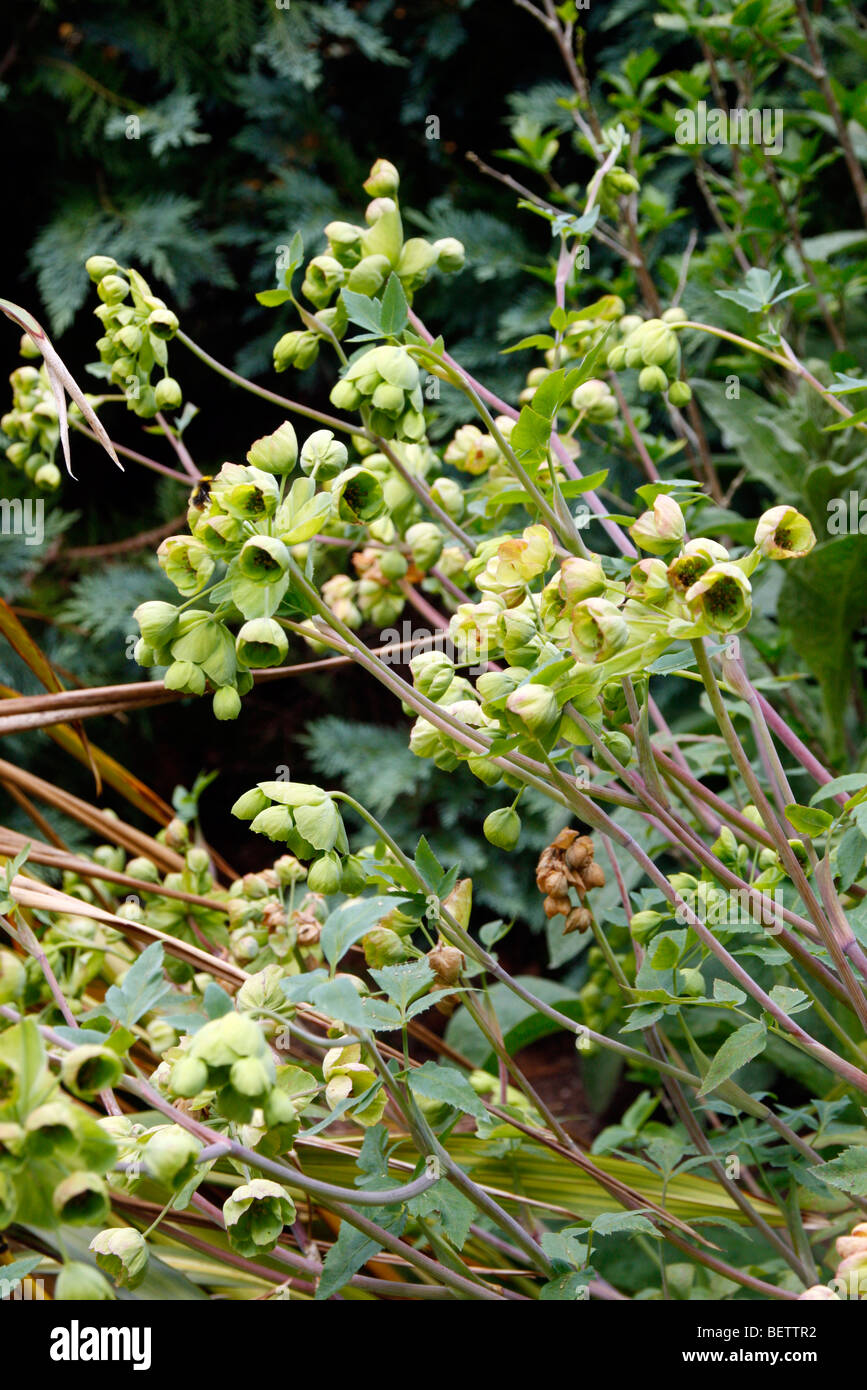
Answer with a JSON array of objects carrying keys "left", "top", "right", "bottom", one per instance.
[
  {"left": 85, "top": 257, "right": 181, "bottom": 418},
  {"left": 606, "top": 309, "right": 693, "bottom": 407},
  {"left": 1, "top": 358, "right": 64, "bottom": 490}
]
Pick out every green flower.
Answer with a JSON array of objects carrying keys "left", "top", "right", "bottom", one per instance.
[
  {"left": 630, "top": 495, "right": 685, "bottom": 554},
  {"left": 134, "top": 600, "right": 180, "bottom": 648},
  {"left": 483, "top": 807, "right": 521, "bottom": 851},
  {"left": 754, "top": 505, "right": 816, "bottom": 559},
  {"left": 223, "top": 1179, "right": 296, "bottom": 1258},
  {"left": 570, "top": 597, "right": 629, "bottom": 664},
  {"left": 53, "top": 1172, "right": 110, "bottom": 1226},
  {"left": 237, "top": 534, "right": 291, "bottom": 583},
  {"left": 685, "top": 562, "right": 752, "bottom": 633},
  {"left": 247, "top": 421, "right": 298, "bottom": 475},
  {"left": 157, "top": 536, "right": 215, "bottom": 595},
  {"left": 61, "top": 1045, "right": 123, "bottom": 1099},
  {"left": 89, "top": 1228, "right": 149, "bottom": 1290},
  {"left": 505, "top": 683, "right": 559, "bottom": 735},
  {"left": 235, "top": 618, "right": 289, "bottom": 669},
  {"left": 143, "top": 1125, "right": 202, "bottom": 1189},
  {"left": 299, "top": 429, "right": 348, "bottom": 481}
]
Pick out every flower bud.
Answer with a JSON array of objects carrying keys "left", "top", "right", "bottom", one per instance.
[
  {"left": 677, "top": 968, "right": 706, "bottom": 997},
  {"left": 505, "top": 682, "right": 559, "bottom": 735},
  {"left": 302, "top": 255, "right": 345, "bottom": 308},
  {"left": 169, "top": 1055, "right": 209, "bottom": 1098},
  {"left": 638, "top": 365, "right": 668, "bottom": 393},
  {"left": 213, "top": 685, "right": 242, "bottom": 721},
  {"left": 134, "top": 600, "right": 180, "bottom": 647},
  {"left": 231, "top": 787, "right": 271, "bottom": 821},
  {"left": 307, "top": 852, "right": 342, "bottom": 895},
  {"left": 629, "top": 909, "right": 667, "bottom": 941},
  {"left": 89, "top": 1228, "right": 148, "bottom": 1290},
  {"left": 570, "top": 597, "right": 629, "bottom": 664},
  {"left": 247, "top": 421, "right": 298, "bottom": 475},
  {"left": 235, "top": 618, "right": 289, "bottom": 669},
  {"left": 61, "top": 1044, "right": 123, "bottom": 1099},
  {"left": 667, "top": 380, "right": 692, "bottom": 407},
  {"left": 325, "top": 220, "right": 366, "bottom": 265},
  {"left": 630, "top": 495, "right": 685, "bottom": 554},
  {"left": 55, "top": 1261, "right": 115, "bottom": 1301},
  {"left": 397, "top": 237, "right": 438, "bottom": 288},
  {"left": 363, "top": 158, "right": 400, "bottom": 198},
  {"left": 164, "top": 660, "right": 206, "bottom": 695},
  {"left": 53, "top": 1171, "right": 110, "bottom": 1226},
  {"left": 754, "top": 505, "right": 815, "bottom": 560},
  {"left": 86, "top": 255, "right": 119, "bottom": 283},
  {"left": 433, "top": 237, "right": 466, "bottom": 273},
  {"left": 299, "top": 429, "right": 347, "bottom": 481},
  {"left": 154, "top": 377, "right": 182, "bottom": 411},
  {"left": 483, "top": 807, "right": 521, "bottom": 851},
  {"left": 0, "top": 949, "right": 25, "bottom": 1004},
  {"left": 405, "top": 521, "right": 443, "bottom": 570},
  {"left": 143, "top": 1125, "right": 202, "bottom": 1189},
  {"left": 98, "top": 274, "right": 130, "bottom": 304},
  {"left": 559, "top": 557, "right": 607, "bottom": 606},
  {"left": 444, "top": 424, "right": 499, "bottom": 475},
  {"left": 273, "top": 330, "right": 319, "bottom": 373},
  {"left": 346, "top": 254, "right": 391, "bottom": 295},
  {"left": 571, "top": 378, "right": 618, "bottom": 423}
]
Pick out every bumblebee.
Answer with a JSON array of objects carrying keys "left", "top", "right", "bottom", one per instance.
[{"left": 189, "top": 476, "right": 213, "bottom": 510}]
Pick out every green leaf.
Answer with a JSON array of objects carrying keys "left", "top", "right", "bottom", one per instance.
[
  {"left": 0, "top": 1254, "right": 42, "bottom": 1296},
  {"left": 309, "top": 976, "right": 369, "bottom": 1030},
  {"left": 815, "top": 1145, "right": 867, "bottom": 1197},
  {"left": 408, "top": 1061, "right": 488, "bottom": 1122},
  {"left": 321, "top": 895, "right": 402, "bottom": 970},
  {"left": 255, "top": 288, "right": 293, "bottom": 307},
  {"left": 590, "top": 1210, "right": 660, "bottom": 1239},
  {"left": 698, "top": 1021, "right": 767, "bottom": 1096},
  {"left": 713, "top": 980, "right": 747, "bottom": 1005},
  {"left": 369, "top": 960, "right": 435, "bottom": 1015},
  {"left": 837, "top": 826, "right": 867, "bottom": 890},
  {"left": 768, "top": 985, "right": 809, "bottom": 1014},
  {"left": 340, "top": 289, "right": 383, "bottom": 335},
  {"left": 104, "top": 942, "right": 169, "bottom": 1028},
  {"left": 810, "top": 775, "right": 867, "bottom": 805},
  {"left": 784, "top": 803, "right": 833, "bottom": 836},
  {"left": 316, "top": 1204, "right": 407, "bottom": 1300},
  {"left": 379, "top": 273, "right": 409, "bottom": 336},
  {"left": 407, "top": 1179, "right": 475, "bottom": 1249}
]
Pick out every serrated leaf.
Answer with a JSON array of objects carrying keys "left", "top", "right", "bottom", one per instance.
[
  {"left": 379, "top": 273, "right": 408, "bottom": 336},
  {"left": 784, "top": 803, "right": 833, "bottom": 836},
  {"left": 698, "top": 1021, "right": 767, "bottom": 1096},
  {"left": 408, "top": 1061, "right": 488, "bottom": 1121},
  {"left": 321, "top": 895, "right": 402, "bottom": 970}
]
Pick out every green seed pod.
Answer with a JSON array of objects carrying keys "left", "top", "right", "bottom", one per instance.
[
  {"left": 483, "top": 807, "right": 521, "bottom": 851},
  {"left": 53, "top": 1172, "right": 110, "bottom": 1226},
  {"left": 89, "top": 1228, "right": 149, "bottom": 1291},
  {"left": 55, "top": 1261, "right": 115, "bottom": 1302},
  {"left": 61, "top": 1044, "right": 123, "bottom": 1099}
]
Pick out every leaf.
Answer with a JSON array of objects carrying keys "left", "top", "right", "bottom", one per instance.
[
  {"left": 778, "top": 536, "right": 867, "bottom": 758},
  {"left": 309, "top": 977, "right": 370, "bottom": 1031},
  {"left": 837, "top": 826, "right": 867, "bottom": 890},
  {"left": 698, "top": 1021, "right": 767, "bottom": 1096},
  {"left": 590, "top": 1210, "right": 660, "bottom": 1239},
  {"left": 815, "top": 1145, "right": 867, "bottom": 1197},
  {"left": 713, "top": 980, "right": 747, "bottom": 1005},
  {"left": 104, "top": 942, "right": 170, "bottom": 1028},
  {"left": 784, "top": 803, "right": 833, "bottom": 836},
  {"left": 769, "top": 985, "right": 809, "bottom": 1014},
  {"left": 379, "top": 273, "right": 408, "bottom": 336},
  {"left": 408, "top": 1061, "right": 488, "bottom": 1122},
  {"left": 369, "top": 960, "right": 435, "bottom": 1014},
  {"left": 321, "top": 895, "right": 402, "bottom": 970},
  {"left": 340, "top": 289, "right": 383, "bottom": 335},
  {"left": 316, "top": 1204, "right": 406, "bottom": 1300},
  {"left": 255, "top": 288, "right": 293, "bottom": 307},
  {"left": 0, "top": 1255, "right": 42, "bottom": 1296},
  {"left": 811, "top": 775, "right": 867, "bottom": 805},
  {"left": 407, "top": 1179, "right": 475, "bottom": 1249}
]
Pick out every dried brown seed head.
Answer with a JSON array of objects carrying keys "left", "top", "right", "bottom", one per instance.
[
  {"left": 564, "top": 906, "right": 592, "bottom": 935},
  {"left": 551, "top": 827, "right": 580, "bottom": 851},
  {"left": 582, "top": 861, "right": 606, "bottom": 889},
  {"left": 543, "top": 893, "right": 571, "bottom": 919}
]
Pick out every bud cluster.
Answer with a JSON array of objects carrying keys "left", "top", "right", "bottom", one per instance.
[
  {"left": 1, "top": 359, "right": 64, "bottom": 490},
  {"left": 85, "top": 257, "right": 181, "bottom": 418}
]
